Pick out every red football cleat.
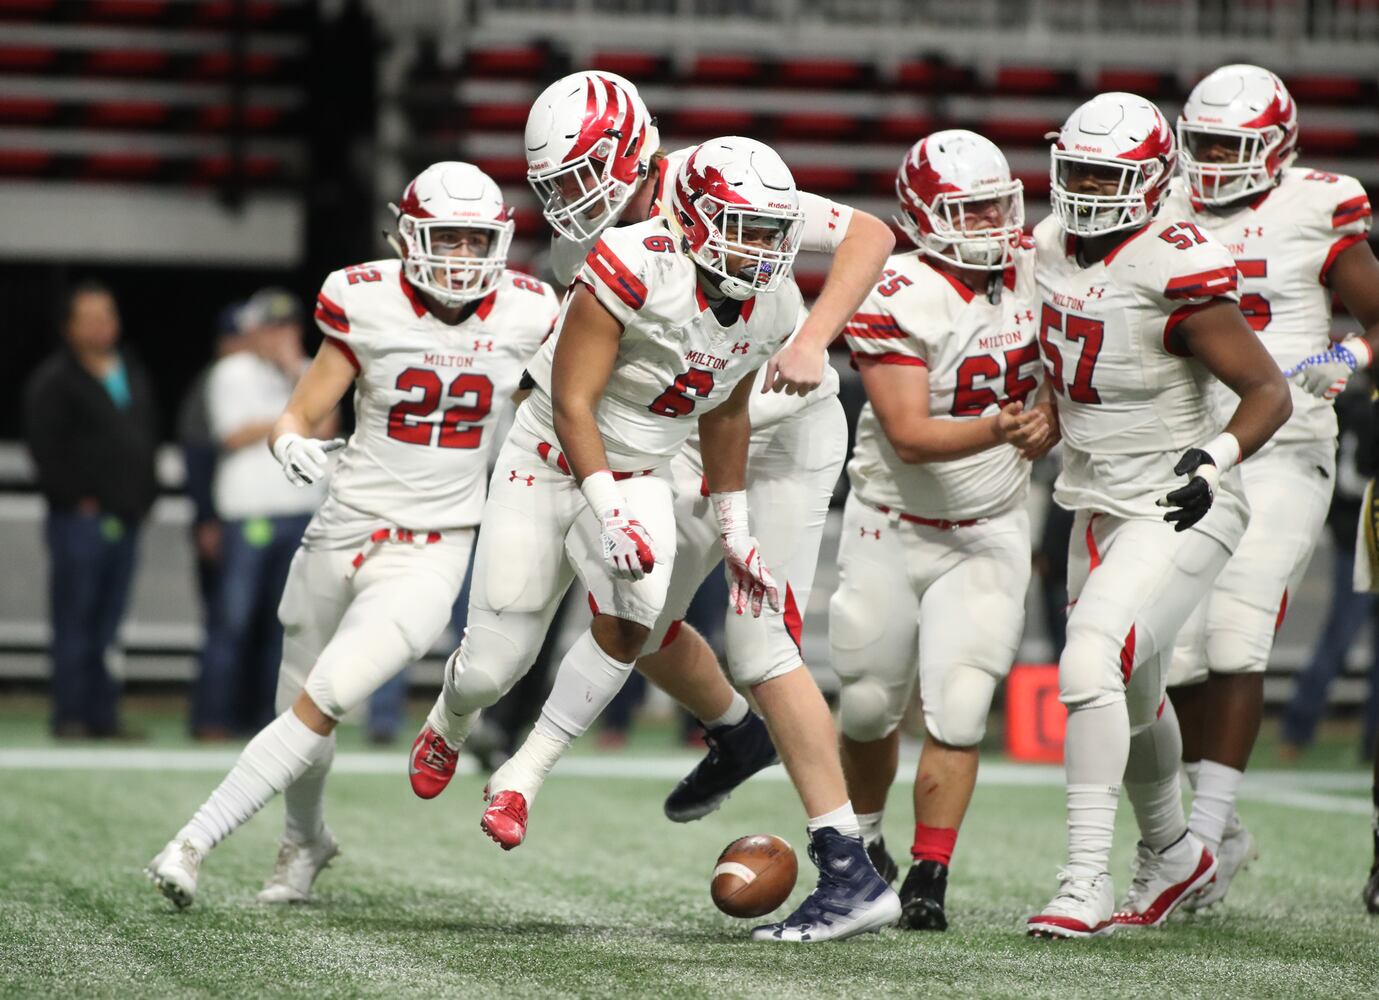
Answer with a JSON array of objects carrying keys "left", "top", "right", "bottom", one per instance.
[
  {"left": 409, "top": 725, "right": 459, "bottom": 800},
  {"left": 481, "top": 790, "right": 529, "bottom": 850}
]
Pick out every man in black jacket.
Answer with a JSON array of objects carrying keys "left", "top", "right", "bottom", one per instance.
[{"left": 23, "top": 281, "right": 158, "bottom": 737}]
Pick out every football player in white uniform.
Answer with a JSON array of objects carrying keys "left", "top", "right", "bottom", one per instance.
[
  {"left": 832, "top": 130, "right": 1055, "bottom": 931},
  {"left": 1148, "top": 65, "right": 1379, "bottom": 909},
  {"left": 511, "top": 72, "right": 891, "bottom": 822},
  {"left": 1023, "top": 94, "right": 1290, "bottom": 939},
  {"left": 145, "top": 163, "right": 559, "bottom": 909},
  {"left": 415, "top": 137, "right": 901, "bottom": 942}
]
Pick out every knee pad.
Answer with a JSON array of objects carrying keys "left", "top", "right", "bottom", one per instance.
[
  {"left": 305, "top": 615, "right": 420, "bottom": 720},
  {"left": 838, "top": 676, "right": 902, "bottom": 743},
  {"left": 723, "top": 608, "right": 803, "bottom": 688},
  {"left": 923, "top": 664, "right": 998, "bottom": 748},
  {"left": 1202, "top": 624, "right": 1270, "bottom": 676},
  {"left": 1059, "top": 631, "right": 1126, "bottom": 712},
  {"left": 443, "top": 622, "right": 529, "bottom": 714}
]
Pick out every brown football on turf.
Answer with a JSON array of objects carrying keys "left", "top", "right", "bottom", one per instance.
[{"left": 710, "top": 834, "right": 798, "bottom": 918}]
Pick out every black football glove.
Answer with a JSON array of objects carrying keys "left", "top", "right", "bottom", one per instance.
[{"left": 1158, "top": 448, "right": 1220, "bottom": 532}]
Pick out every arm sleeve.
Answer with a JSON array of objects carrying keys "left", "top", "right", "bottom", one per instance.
[
  {"left": 573, "top": 231, "right": 648, "bottom": 327},
  {"left": 797, "top": 191, "right": 855, "bottom": 254},
  {"left": 843, "top": 287, "right": 927, "bottom": 368}
]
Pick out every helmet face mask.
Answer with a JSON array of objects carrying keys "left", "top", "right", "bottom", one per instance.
[
  {"left": 671, "top": 137, "right": 804, "bottom": 301},
  {"left": 694, "top": 198, "right": 803, "bottom": 299},
  {"left": 525, "top": 71, "right": 658, "bottom": 244},
  {"left": 392, "top": 162, "right": 515, "bottom": 308},
  {"left": 1051, "top": 152, "right": 1164, "bottom": 236},
  {"left": 894, "top": 130, "right": 1024, "bottom": 271},
  {"left": 1178, "top": 121, "right": 1287, "bottom": 205}
]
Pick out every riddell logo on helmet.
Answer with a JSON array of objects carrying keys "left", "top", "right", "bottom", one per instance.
[
  {"left": 1073, "top": 144, "right": 1105, "bottom": 153},
  {"left": 767, "top": 201, "right": 792, "bottom": 209}
]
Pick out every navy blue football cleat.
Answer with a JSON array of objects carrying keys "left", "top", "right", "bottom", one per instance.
[
  {"left": 751, "top": 827, "right": 901, "bottom": 942},
  {"left": 664, "top": 712, "right": 778, "bottom": 822}
]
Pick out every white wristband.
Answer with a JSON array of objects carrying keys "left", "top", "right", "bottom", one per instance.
[
  {"left": 271, "top": 432, "right": 301, "bottom": 465},
  {"left": 1200, "top": 432, "right": 1242, "bottom": 475},
  {"left": 580, "top": 469, "right": 624, "bottom": 519},
  {"left": 1343, "top": 336, "right": 1374, "bottom": 371},
  {"left": 710, "top": 490, "right": 750, "bottom": 540}
]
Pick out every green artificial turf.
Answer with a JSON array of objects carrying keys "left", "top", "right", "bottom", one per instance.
[{"left": 2, "top": 704, "right": 1377, "bottom": 999}]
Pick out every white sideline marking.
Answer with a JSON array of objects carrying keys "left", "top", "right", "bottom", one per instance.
[{"left": 0, "top": 748, "right": 1367, "bottom": 814}]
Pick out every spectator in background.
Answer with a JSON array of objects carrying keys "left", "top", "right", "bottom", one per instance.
[
  {"left": 177, "top": 303, "right": 247, "bottom": 618},
  {"left": 1282, "top": 377, "right": 1379, "bottom": 759},
  {"left": 23, "top": 281, "right": 158, "bottom": 739},
  {"left": 192, "top": 288, "right": 332, "bottom": 740}
]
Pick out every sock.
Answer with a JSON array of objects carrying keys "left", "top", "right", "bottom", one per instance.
[
  {"left": 427, "top": 647, "right": 480, "bottom": 746},
  {"left": 537, "top": 629, "right": 635, "bottom": 739},
  {"left": 912, "top": 823, "right": 958, "bottom": 866},
  {"left": 1124, "top": 701, "right": 1188, "bottom": 852},
  {"left": 177, "top": 711, "right": 328, "bottom": 853},
  {"left": 704, "top": 691, "right": 749, "bottom": 730},
  {"left": 487, "top": 722, "right": 568, "bottom": 807},
  {"left": 1063, "top": 702, "right": 1130, "bottom": 879},
  {"left": 1184, "top": 760, "right": 1202, "bottom": 791},
  {"left": 856, "top": 810, "right": 885, "bottom": 847},
  {"left": 1188, "top": 760, "right": 1244, "bottom": 854},
  {"left": 807, "top": 802, "right": 861, "bottom": 839},
  {"left": 283, "top": 731, "right": 335, "bottom": 844}
]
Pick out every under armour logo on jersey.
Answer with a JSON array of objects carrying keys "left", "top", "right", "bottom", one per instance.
[
  {"left": 731, "top": 341, "right": 750, "bottom": 354},
  {"left": 1243, "top": 226, "right": 1264, "bottom": 238},
  {"left": 860, "top": 527, "right": 881, "bottom": 539},
  {"left": 508, "top": 470, "right": 535, "bottom": 487},
  {"left": 1014, "top": 309, "right": 1035, "bottom": 325},
  {"left": 1087, "top": 286, "right": 1105, "bottom": 299},
  {"left": 474, "top": 339, "right": 494, "bottom": 352}
]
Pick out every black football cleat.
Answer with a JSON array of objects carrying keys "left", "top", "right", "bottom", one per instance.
[
  {"left": 867, "top": 837, "right": 900, "bottom": 886},
  {"left": 1364, "top": 864, "right": 1379, "bottom": 915},
  {"left": 898, "top": 860, "right": 949, "bottom": 931},
  {"left": 664, "top": 712, "right": 778, "bottom": 822}
]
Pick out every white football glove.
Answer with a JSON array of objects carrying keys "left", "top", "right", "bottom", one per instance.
[
  {"left": 711, "top": 490, "right": 780, "bottom": 618},
  {"left": 1283, "top": 336, "right": 1372, "bottom": 400},
  {"left": 271, "top": 433, "right": 345, "bottom": 487},
  {"left": 581, "top": 470, "right": 657, "bottom": 581}
]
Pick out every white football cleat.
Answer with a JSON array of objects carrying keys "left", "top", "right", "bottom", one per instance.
[
  {"left": 1113, "top": 833, "right": 1216, "bottom": 927},
  {"left": 1027, "top": 871, "right": 1116, "bottom": 938},
  {"left": 146, "top": 839, "right": 204, "bottom": 910},
  {"left": 256, "top": 828, "right": 341, "bottom": 904},
  {"left": 1183, "top": 820, "right": 1256, "bottom": 911}
]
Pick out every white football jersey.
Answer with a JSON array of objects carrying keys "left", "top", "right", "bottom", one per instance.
[
  {"left": 520, "top": 216, "right": 802, "bottom": 469},
  {"left": 844, "top": 247, "right": 1043, "bottom": 521},
  {"left": 305, "top": 259, "right": 559, "bottom": 547},
  {"left": 1162, "top": 167, "right": 1373, "bottom": 448},
  {"left": 1033, "top": 214, "right": 1250, "bottom": 548}
]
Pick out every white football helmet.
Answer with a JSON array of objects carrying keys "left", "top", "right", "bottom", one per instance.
[
  {"left": 1178, "top": 64, "right": 1298, "bottom": 206},
  {"left": 895, "top": 129, "right": 1024, "bottom": 270},
  {"left": 525, "top": 71, "right": 660, "bottom": 242},
  {"left": 668, "top": 137, "right": 804, "bottom": 300},
  {"left": 390, "top": 162, "right": 515, "bottom": 307},
  {"left": 1049, "top": 92, "right": 1177, "bottom": 237}
]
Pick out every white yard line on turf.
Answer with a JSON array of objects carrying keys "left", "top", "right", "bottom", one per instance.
[{"left": 0, "top": 747, "right": 1369, "bottom": 813}]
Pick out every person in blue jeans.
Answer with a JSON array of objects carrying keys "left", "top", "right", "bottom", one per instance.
[
  {"left": 24, "top": 282, "right": 159, "bottom": 738},
  {"left": 193, "top": 289, "right": 332, "bottom": 738}
]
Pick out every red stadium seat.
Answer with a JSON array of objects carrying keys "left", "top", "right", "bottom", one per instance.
[
  {"left": 85, "top": 50, "right": 171, "bottom": 76},
  {"left": 464, "top": 47, "right": 549, "bottom": 79},
  {"left": 789, "top": 165, "right": 859, "bottom": 194},
  {"left": 1286, "top": 74, "right": 1367, "bottom": 104},
  {"left": 0, "top": 97, "right": 57, "bottom": 124},
  {"left": 0, "top": 149, "right": 52, "bottom": 176},
  {"left": 1095, "top": 68, "right": 1169, "bottom": 96},
  {"left": 0, "top": 46, "right": 57, "bottom": 72},
  {"left": 592, "top": 51, "right": 664, "bottom": 80},
  {"left": 993, "top": 66, "right": 1069, "bottom": 95},
  {"left": 469, "top": 156, "right": 528, "bottom": 184},
  {"left": 669, "top": 107, "right": 755, "bottom": 134},
  {"left": 87, "top": 101, "right": 169, "bottom": 127},
  {"left": 776, "top": 57, "right": 868, "bottom": 89},
  {"left": 465, "top": 103, "right": 532, "bottom": 130},
  {"left": 775, "top": 111, "right": 859, "bottom": 141},
  {"left": 876, "top": 114, "right": 936, "bottom": 144},
  {"left": 691, "top": 55, "right": 761, "bottom": 85},
  {"left": 1300, "top": 126, "right": 1361, "bottom": 154}
]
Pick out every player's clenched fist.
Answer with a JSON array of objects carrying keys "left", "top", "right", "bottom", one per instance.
[
  {"left": 271, "top": 433, "right": 345, "bottom": 487},
  {"left": 581, "top": 469, "right": 656, "bottom": 580},
  {"left": 712, "top": 490, "right": 780, "bottom": 617}
]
